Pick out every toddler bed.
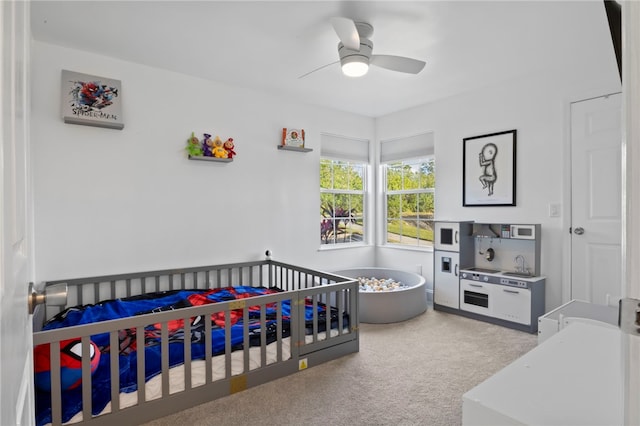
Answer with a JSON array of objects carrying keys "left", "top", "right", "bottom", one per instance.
[{"left": 32, "top": 258, "right": 359, "bottom": 426}]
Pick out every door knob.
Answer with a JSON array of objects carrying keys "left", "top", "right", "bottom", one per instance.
[{"left": 574, "top": 227, "right": 585, "bottom": 235}]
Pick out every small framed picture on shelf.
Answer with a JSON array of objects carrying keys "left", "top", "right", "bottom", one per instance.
[{"left": 282, "top": 128, "right": 305, "bottom": 147}]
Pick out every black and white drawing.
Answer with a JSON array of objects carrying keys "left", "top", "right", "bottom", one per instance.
[
  {"left": 463, "top": 130, "right": 516, "bottom": 206},
  {"left": 478, "top": 142, "right": 498, "bottom": 196}
]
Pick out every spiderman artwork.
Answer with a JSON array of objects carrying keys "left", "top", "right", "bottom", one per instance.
[{"left": 68, "top": 79, "right": 119, "bottom": 112}]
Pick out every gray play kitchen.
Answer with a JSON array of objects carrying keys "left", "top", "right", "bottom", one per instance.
[{"left": 433, "top": 221, "right": 545, "bottom": 333}]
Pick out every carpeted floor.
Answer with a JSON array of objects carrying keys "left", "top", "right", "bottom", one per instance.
[{"left": 142, "top": 308, "right": 537, "bottom": 426}]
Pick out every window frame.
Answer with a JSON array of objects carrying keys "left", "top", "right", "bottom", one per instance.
[
  {"left": 319, "top": 157, "right": 369, "bottom": 248},
  {"left": 382, "top": 155, "right": 436, "bottom": 250}
]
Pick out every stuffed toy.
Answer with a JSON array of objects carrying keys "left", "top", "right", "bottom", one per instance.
[
  {"left": 223, "top": 138, "right": 236, "bottom": 159},
  {"left": 202, "top": 133, "right": 214, "bottom": 157},
  {"left": 212, "top": 135, "right": 228, "bottom": 158},
  {"left": 185, "top": 132, "right": 203, "bottom": 157},
  {"left": 34, "top": 338, "right": 101, "bottom": 392}
]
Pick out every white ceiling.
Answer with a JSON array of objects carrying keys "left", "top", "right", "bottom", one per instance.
[{"left": 30, "top": 1, "right": 612, "bottom": 117}]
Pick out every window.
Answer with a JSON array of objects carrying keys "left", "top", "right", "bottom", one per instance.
[
  {"left": 319, "top": 134, "right": 369, "bottom": 246},
  {"left": 381, "top": 133, "right": 435, "bottom": 248}
]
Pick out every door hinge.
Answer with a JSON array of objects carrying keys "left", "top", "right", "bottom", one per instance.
[{"left": 619, "top": 298, "right": 640, "bottom": 335}]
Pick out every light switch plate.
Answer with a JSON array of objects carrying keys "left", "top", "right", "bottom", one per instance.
[{"left": 549, "top": 203, "right": 561, "bottom": 217}]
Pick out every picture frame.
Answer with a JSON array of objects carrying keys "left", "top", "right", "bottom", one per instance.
[
  {"left": 61, "top": 70, "right": 124, "bottom": 130},
  {"left": 462, "top": 129, "right": 516, "bottom": 207},
  {"left": 282, "top": 128, "right": 305, "bottom": 147}
]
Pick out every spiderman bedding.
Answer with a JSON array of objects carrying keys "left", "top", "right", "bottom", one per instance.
[{"left": 35, "top": 286, "right": 347, "bottom": 426}]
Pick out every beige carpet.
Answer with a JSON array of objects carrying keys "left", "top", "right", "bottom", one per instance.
[{"left": 142, "top": 308, "right": 536, "bottom": 426}]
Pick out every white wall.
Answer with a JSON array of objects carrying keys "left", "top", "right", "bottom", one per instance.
[
  {"left": 31, "top": 15, "right": 620, "bottom": 312},
  {"left": 376, "top": 64, "right": 621, "bottom": 310},
  {"left": 31, "top": 42, "right": 376, "bottom": 280}
]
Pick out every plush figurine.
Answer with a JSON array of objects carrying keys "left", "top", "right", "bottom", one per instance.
[
  {"left": 185, "top": 132, "right": 203, "bottom": 157},
  {"left": 202, "top": 133, "right": 214, "bottom": 157},
  {"left": 212, "top": 135, "right": 228, "bottom": 158},
  {"left": 223, "top": 138, "right": 236, "bottom": 159}
]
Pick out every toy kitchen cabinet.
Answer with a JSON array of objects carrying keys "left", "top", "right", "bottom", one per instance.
[{"left": 433, "top": 221, "right": 474, "bottom": 310}]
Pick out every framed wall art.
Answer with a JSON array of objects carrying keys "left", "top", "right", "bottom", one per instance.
[
  {"left": 462, "top": 129, "right": 517, "bottom": 207},
  {"left": 61, "top": 70, "right": 124, "bottom": 130},
  {"left": 282, "top": 128, "right": 305, "bottom": 147}
]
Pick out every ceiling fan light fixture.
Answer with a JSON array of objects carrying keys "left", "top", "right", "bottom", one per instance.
[
  {"left": 341, "top": 56, "right": 369, "bottom": 77},
  {"left": 297, "top": 19, "right": 424, "bottom": 79}
]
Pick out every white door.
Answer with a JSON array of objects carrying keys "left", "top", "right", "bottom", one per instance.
[
  {"left": 570, "top": 93, "right": 622, "bottom": 305},
  {"left": 1, "top": 1, "right": 34, "bottom": 425}
]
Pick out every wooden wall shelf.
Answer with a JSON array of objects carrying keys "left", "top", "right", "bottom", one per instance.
[
  {"left": 188, "top": 155, "right": 233, "bottom": 163},
  {"left": 277, "top": 145, "right": 312, "bottom": 152}
]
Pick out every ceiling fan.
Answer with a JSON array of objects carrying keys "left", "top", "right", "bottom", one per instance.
[{"left": 300, "top": 17, "right": 426, "bottom": 79}]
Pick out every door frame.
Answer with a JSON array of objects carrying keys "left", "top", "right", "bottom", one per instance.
[{"left": 622, "top": 1, "right": 640, "bottom": 423}]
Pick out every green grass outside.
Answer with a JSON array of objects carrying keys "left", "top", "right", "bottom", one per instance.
[{"left": 387, "top": 221, "right": 434, "bottom": 242}]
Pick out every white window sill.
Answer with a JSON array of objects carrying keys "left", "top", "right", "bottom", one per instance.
[
  {"left": 318, "top": 242, "right": 371, "bottom": 251},
  {"left": 379, "top": 244, "right": 434, "bottom": 253}
]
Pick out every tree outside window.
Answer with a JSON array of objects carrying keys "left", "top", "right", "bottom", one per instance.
[
  {"left": 385, "top": 157, "right": 435, "bottom": 247},
  {"left": 320, "top": 159, "right": 366, "bottom": 245}
]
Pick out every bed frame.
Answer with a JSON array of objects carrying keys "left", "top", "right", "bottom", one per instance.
[{"left": 32, "top": 259, "right": 359, "bottom": 426}]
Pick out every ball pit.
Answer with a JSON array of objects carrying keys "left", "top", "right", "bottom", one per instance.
[{"left": 333, "top": 267, "right": 427, "bottom": 324}]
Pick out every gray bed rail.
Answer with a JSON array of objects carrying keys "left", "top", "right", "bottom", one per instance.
[
  {"left": 32, "top": 260, "right": 359, "bottom": 426},
  {"left": 35, "top": 260, "right": 353, "bottom": 326}
]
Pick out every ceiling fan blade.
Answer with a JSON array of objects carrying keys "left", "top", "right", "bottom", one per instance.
[
  {"left": 297, "top": 60, "right": 340, "bottom": 79},
  {"left": 330, "top": 17, "right": 360, "bottom": 51},
  {"left": 370, "top": 55, "right": 426, "bottom": 74}
]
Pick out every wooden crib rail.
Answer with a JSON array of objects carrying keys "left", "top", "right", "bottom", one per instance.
[{"left": 38, "top": 260, "right": 354, "bottom": 324}]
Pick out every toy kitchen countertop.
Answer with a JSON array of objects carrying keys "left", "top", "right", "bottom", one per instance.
[{"left": 460, "top": 266, "right": 545, "bottom": 282}]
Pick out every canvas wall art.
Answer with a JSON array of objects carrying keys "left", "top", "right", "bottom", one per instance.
[{"left": 61, "top": 70, "right": 124, "bottom": 130}]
